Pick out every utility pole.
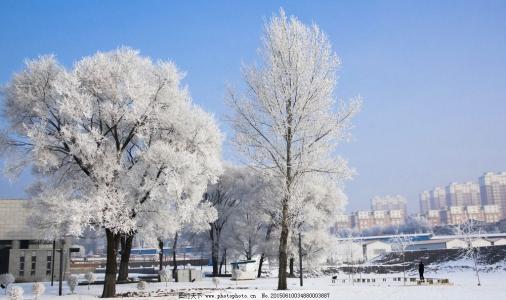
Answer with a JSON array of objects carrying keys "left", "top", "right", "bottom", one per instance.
[
  {"left": 58, "top": 238, "right": 65, "bottom": 296},
  {"left": 51, "top": 240, "right": 56, "bottom": 286},
  {"left": 298, "top": 232, "right": 303, "bottom": 287}
]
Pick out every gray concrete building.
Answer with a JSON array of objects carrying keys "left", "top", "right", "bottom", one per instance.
[{"left": 0, "top": 199, "right": 70, "bottom": 282}]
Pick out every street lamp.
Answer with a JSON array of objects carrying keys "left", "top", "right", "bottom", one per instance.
[
  {"left": 298, "top": 232, "right": 303, "bottom": 287},
  {"left": 58, "top": 238, "right": 65, "bottom": 296},
  {"left": 51, "top": 240, "right": 56, "bottom": 286}
]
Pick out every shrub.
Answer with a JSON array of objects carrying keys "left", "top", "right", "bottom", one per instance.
[
  {"left": 159, "top": 269, "right": 171, "bottom": 287},
  {"left": 0, "top": 273, "right": 15, "bottom": 294},
  {"left": 67, "top": 274, "right": 78, "bottom": 294},
  {"left": 137, "top": 280, "right": 147, "bottom": 291},
  {"left": 7, "top": 286, "right": 23, "bottom": 300},
  {"left": 84, "top": 272, "right": 96, "bottom": 290},
  {"left": 32, "top": 282, "right": 45, "bottom": 300}
]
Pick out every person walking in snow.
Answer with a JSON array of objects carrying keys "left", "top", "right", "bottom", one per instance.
[{"left": 418, "top": 260, "right": 425, "bottom": 281}]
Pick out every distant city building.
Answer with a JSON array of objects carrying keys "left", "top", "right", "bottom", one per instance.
[
  {"left": 446, "top": 182, "right": 481, "bottom": 207},
  {"left": 351, "top": 211, "right": 374, "bottom": 231},
  {"left": 419, "top": 191, "right": 431, "bottom": 214},
  {"left": 483, "top": 204, "right": 502, "bottom": 223},
  {"left": 348, "top": 209, "right": 406, "bottom": 231},
  {"left": 422, "top": 204, "right": 501, "bottom": 226},
  {"left": 418, "top": 171, "right": 506, "bottom": 223},
  {"left": 431, "top": 187, "right": 447, "bottom": 209},
  {"left": 333, "top": 214, "right": 352, "bottom": 232},
  {"left": 0, "top": 199, "right": 70, "bottom": 282},
  {"left": 425, "top": 209, "right": 442, "bottom": 227},
  {"left": 371, "top": 195, "right": 407, "bottom": 214},
  {"left": 479, "top": 172, "right": 506, "bottom": 219}
]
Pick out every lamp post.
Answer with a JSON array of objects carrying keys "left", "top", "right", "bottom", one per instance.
[
  {"left": 58, "top": 238, "right": 65, "bottom": 296},
  {"left": 298, "top": 232, "right": 303, "bottom": 287},
  {"left": 51, "top": 240, "right": 56, "bottom": 286}
]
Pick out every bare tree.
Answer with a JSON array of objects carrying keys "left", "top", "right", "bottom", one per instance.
[
  {"left": 391, "top": 232, "right": 413, "bottom": 285},
  {"left": 454, "top": 219, "right": 482, "bottom": 286},
  {"left": 227, "top": 9, "right": 360, "bottom": 289}
]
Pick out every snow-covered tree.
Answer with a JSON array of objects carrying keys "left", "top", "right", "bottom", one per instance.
[
  {"left": 212, "top": 277, "right": 220, "bottom": 289},
  {"left": 67, "top": 275, "right": 78, "bottom": 294},
  {"left": 159, "top": 268, "right": 171, "bottom": 287},
  {"left": 391, "top": 232, "right": 413, "bottom": 285},
  {"left": 291, "top": 177, "right": 348, "bottom": 266},
  {"left": 226, "top": 194, "right": 267, "bottom": 262},
  {"left": 7, "top": 286, "right": 23, "bottom": 300},
  {"left": 32, "top": 282, "right": 45, "bottom": 300},
  {"left": 1, "top": 48, "right": 222, "bottom": 297},
  {"left": 137, "top": 280, "right": 147, "bottom": 291},
  {"left": 136, "top": 199, "right": 217, "bottom": 280},
  {"left": 217, "top": 168, "right": 270, "bottom": 264},
  {"left": 0, "top": 273, "right": 15, "bottom": 294},
  {"left": 84, "top": 272, "right": 96, "bottom": 290},
  {"left": 204, "top": 165, "right": 244, "bottom": 275},
  {"left": 227, "top": 10, "right": 360, "bottom": 289},
  {"left": 454, "top": 219, "right": 482, "bottom": 286}
]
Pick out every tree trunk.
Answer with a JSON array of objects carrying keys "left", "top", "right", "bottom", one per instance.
[
  {"left": 258, "top": 224, "right": 274, "bottom": 278},
  {"left": 277, "top": 203, "right": 289, "bottom": 290},
  {"left": 102, "top": 229, "right": 120, "bottom": 298},
  {"left": 257, "top": 253, "right": 265, "bottom": 278},
  {"left": 219, "top": 248, "right": 227, "bottom": 275},
  {"left": 158, "top": 239, "right": 164, "bottom": 282},
  {"left": 210, "top": 227, "right": 220, "bottom": 276},
  {"left": 172, "top": 232, "right": 178, "bottom": 279},
  {"left": 246, "top": 236, "right": 252, "bottom": 260},
  {"left": 289, "top": 256, "right": 294, "bottom": 277},
  {"left": 278, "top": 96, "right": 292, "bottom": 290},
  {"left": 117, "top": 234, "right": 133, "bottom": 282}
]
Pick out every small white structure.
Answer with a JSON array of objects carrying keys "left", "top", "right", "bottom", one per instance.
[
  {"left": 363, "top": 241, "right": 391, "bottom": 260},
  {"left": 445, "top": 239, "right": 467, "bottom": 249},
  {"left": 490, "top": 238, "right": 506, "bottom": 246},
  {"left": 470, "top": 238, "right": 491, "bottom": 248},
  {"left": 231, "top": 260, "right": 257, "bottom": 280},
  {"left": 333, "top": 241, "right": 364, "bottom": 263}
]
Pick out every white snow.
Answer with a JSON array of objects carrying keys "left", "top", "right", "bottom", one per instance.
[{"left": 1, "top": 269, "right": 504, "bottom": 300}]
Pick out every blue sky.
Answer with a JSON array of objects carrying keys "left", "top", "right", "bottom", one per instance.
[{"left": 0, "top": 1, "right": 505, "bottom": 212}]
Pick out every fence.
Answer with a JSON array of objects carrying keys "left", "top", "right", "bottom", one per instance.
[{"left": 331, "top": 276, "right": 450, "bottom": 285}]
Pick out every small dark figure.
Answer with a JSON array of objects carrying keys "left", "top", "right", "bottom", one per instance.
[
  {"left": 332, "top": 275, "right": 337, "bottom": 283},
  {"left": 418, "top": 260, "right": 425, "bottom": 281}
]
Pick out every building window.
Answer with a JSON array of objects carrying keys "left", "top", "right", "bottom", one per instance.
[
  {"left": 19, "top": 254, "right": 25, "bottom": 276},
  {"left": 31, "top": 254, "right": 36, "bottom": 276},
  {"left": 46, "top": 251, "right": 52, "bottom": 275}
]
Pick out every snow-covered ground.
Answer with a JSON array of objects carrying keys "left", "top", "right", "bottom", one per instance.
[{"left": 1, "top": 269, "right": 504, "bottom": 300}]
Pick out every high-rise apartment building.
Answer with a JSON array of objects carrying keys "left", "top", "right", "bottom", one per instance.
[
  {"left": 419, "top": 191, "right": 431, "bottom": 214},
  {"left": 479, "top": 172, "right": 506, "bottom": 219},
  {"left": 431, "top": 187, "right": 447, "bottom": 209},
  {"left": 420, "top": 205, "right": 501, "bottom": 227},
  {"left": 446, "top": 182, "right": 481, "bottom": 207},
  {"left": 371, "top": 195, "right": 407, "bottom": 214}
]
